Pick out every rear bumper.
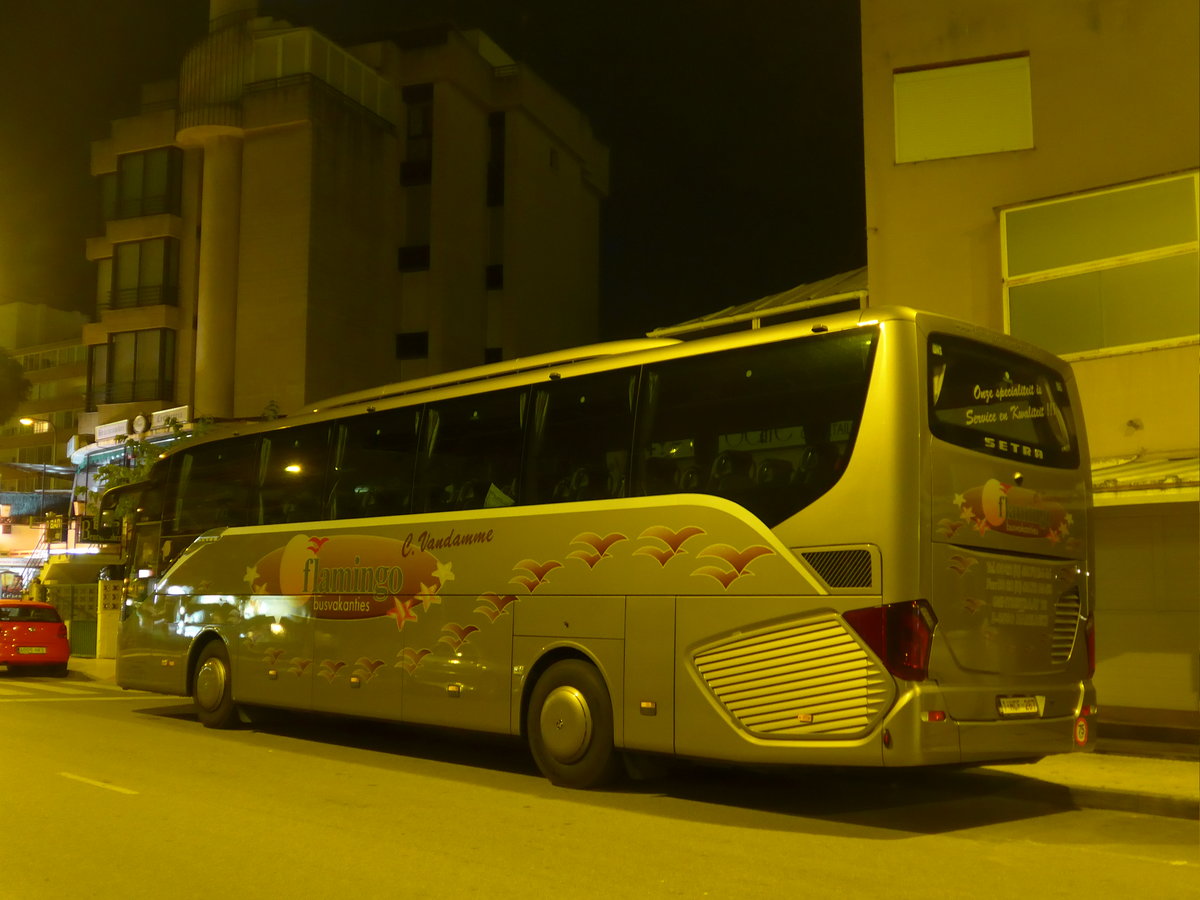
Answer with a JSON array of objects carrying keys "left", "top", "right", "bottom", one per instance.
[{"left": 881, "top": 679, "right": 1098, "bottom": 766}]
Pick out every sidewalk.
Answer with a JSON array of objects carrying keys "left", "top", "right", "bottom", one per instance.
[{"left": 67, "top": 656, "right": 1198, "bottom": 820}]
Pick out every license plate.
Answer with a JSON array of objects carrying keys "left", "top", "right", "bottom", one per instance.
[
  {"left": 998, "top": 695, "right": 1040, "bottom": 717},
  {"left": 17, "top": 647, "right": 47, "bottom": 655}
]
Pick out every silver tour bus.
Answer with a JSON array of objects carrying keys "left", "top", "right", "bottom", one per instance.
[{"left": 102, "top": 306, "right": 1096, "bottom": 787}]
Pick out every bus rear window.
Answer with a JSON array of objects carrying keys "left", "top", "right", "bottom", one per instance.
[{"left": 928, "top": 333, "right": 1079, "bottom": 468}]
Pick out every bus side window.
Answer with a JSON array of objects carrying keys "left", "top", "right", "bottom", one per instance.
[
  {"left": 635, "top": 332, "right": 875, "bottom": 525},
  {"left": 526, "top": 369, "right": 636, "bottom": 504},
  {"left": 330, "top": 408, "right": 420, "bottom": 519},
  {"left": 167, "top": 436, "right": 259, "bottom": 535},
  {"left": 416, "top": 388, "right": 527, "bottom": 512},
  {"left": 255, "top": 423, "right": 333, "bottom": 525}
]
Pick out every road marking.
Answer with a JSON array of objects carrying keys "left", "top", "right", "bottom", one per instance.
[{"left": 60, "top": 772, "right": 139, "bottom": 795}]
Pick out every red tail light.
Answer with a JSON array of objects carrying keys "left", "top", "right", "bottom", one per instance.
[
  {"left": 844, "top": 599, "right": 937, "bottom": 682},
  {"left": 1084, "top": 613, "right": 1095, "bottom": 679},
  {"left": 58, "top": 624, "right": 69, "bottom": 640}
]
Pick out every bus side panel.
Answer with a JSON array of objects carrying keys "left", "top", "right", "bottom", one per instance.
[
  {"left": 622, "top": 595, "right": 676, "bottom": 755},
  {"left": 232, "top": 594, "right": 314, "bottom": 710},
  {"left": 400, "top": 593, "right": 513, "bottom": 733},
  {"left": 673, "top": 596, "right": 892, "bottom": 767}
]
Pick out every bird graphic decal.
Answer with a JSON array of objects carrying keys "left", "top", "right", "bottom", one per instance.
[
  {"left": 306, "top": 536, "right": 330, "bottom": 554},
  {"left": 696, "top": 543, "right": 773, "bottom": 574},
  {"left": 439, "top": 623, "right": 480, "bottom": 652},
  {"left": 692, "top": 565, "right": 742, "bottom": 589},
  {"left": 319, "top": 659, "right": 346, "bottom": 681},
  {"left": 947, "top": 554, "right": 978, "bottom": 575},
  {"left": 397, "top": 647, "right": 432, "bottom": 674},
  {"left": 635, "top": 525, "right": 706, "bottom": 565},
  {"left": 263, "top": 648, "right": 286, "bottom": 665},
  {"left": 352, "top": 658, "right": 386, "bottom": 682},
  {"left": 475, "top": 592, "right": 519, "bottom": 622},
  {"left": 510, "top": 559, "right": 562, "bottom": 592},
  {"left": 287, "top": 658, "right": 311, "bottom": 676},
  {"left": 936, "top": 518, "right": 964, "bottom": 539},
  {"left": 962, "top": 596, "right": 987, "bottom": 614},
  {"left": 567, "top": 532, "right": 628, "bottom": 568},
  {"left": 692, "top": 543, "right": 773, "bottom": 588}
]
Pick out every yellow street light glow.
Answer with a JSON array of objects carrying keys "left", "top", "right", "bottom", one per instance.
[{"left": 284, "top": 464, "right": 302, "bottom": 473}]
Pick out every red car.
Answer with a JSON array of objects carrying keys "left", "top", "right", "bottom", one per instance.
[{"left": 0, "top": 601, "right": 71, "bottom": 676}]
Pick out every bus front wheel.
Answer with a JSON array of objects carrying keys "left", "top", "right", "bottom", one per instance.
[
  {"left": 527, "top": 659, "right": 620, "bottom": 788},
  {"left": 192, "top": 640, "right": 239, "bottom": 729}
]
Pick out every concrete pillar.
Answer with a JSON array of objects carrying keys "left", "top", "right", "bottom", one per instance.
[{"left": 193, "top": 132, "right": 243, "bottom": 418}]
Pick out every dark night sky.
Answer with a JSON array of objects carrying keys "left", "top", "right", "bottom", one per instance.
[{"left": 0, "top": 0, "right": 864, "bottom": 340}]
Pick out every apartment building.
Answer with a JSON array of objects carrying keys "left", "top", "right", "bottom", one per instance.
[
  {"left": 0, "top": 302, "right": 87, "bottom": 498},
  {"left": 860, "top": 0, "right": 1199, "bottom": 719},
  {"left": 81, "top": 0, "right": 607, "bottom": 447}
]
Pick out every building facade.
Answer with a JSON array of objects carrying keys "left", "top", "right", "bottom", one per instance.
[
  {"left": 81, "top": 0, "right": 607, "bottom": 443},
  {"left": 0, "top": 302, "right": 87, "bottom": 495},
  {"left": 860, "top": 0, "right": 1199, "bottom": 720}
]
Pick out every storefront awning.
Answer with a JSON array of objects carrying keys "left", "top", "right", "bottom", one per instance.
[{"left": 1091, "top": 454, "right": 1200, "bottom": 507}]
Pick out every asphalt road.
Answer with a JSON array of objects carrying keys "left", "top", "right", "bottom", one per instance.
[{"left": 2, "top": 671, "right": 1196, "bottom": 899}]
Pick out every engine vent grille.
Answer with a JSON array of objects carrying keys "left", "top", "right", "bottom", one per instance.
[
  {"left": 1052, "top": 588, "right": 1081, "bottom": 664},
  {"left": 802, "top": 548, "right": 873, "bottom": 589},
  {"left": 693, "top": 618, "right": 890, "bottom": 738}
]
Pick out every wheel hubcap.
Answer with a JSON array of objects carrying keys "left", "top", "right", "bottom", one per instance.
[
  {"left": 540, "top": 685, "right": 592, "bottom": 764},
  {"left": 195, "top": 657, "right": 227, "bottom": 711}
]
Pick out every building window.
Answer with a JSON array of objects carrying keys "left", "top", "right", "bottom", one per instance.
[
  {"left": 487, "top": 111, "right": 505, "bottom": 207},
  {"left": 110, "top": 237, "right": 180, "bottom": 309},
  {"left": 1003, "top": 171, "right": 1199, "bottom": 356},
  {"left": 404, "top": 83, "right": 433, "bottom": 165},
  {"left": 398, "top": 245, "right": 431, "bottom": 272},
  {"left": 894, "top": 54, "right": 1032, "bottom": 164},
  {"left": 396, "top": 331, "right": 429, "bottom": 360},
  {"left": 485, "top": 264, "right": 504, "bottom": 290},
  {"left": 116, "top": 147, "right": 182, "bottom": 218},
  {"left": 87, "top": 329, "right": 175, "bottom": 408}
]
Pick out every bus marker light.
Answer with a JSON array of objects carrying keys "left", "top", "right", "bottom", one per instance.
[
  {"left": 882, "top": 729, "right": 892, "bottom": 749},
  {"left": 796, "top": 712, "right": 813, "bottom": 724},
  {"left": 447, "top": 683, "right": 463, "bottom": 697},
  {"left": 350, "top": 676, "right": 361, "bottom": 688},
  {"left": 924, "top": 710, "right": 947, "bottom": 723},
  {"left": 640, "top": 701, "right": 657, "bottom": 716},
  {"left": 267, "top": 669, "right": 278, "bottom": 680}
]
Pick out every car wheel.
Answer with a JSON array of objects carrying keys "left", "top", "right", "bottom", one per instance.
[
  {"left": 527, "top": 659, "right": 621, "bottom": 788},
  {"left": 192, "top": 640, "right": 239, "bottom": 729}
]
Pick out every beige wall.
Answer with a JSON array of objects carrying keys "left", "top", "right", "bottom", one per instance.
[
  {"left": 861, "top": 0, "right": 1199, "bottom": 326},
  {"left": 235, "top": 119, "right": 313, "bottom": 417},
  {"left": 861, "top": 0, "right": 1200, "bottom": 718},
  {"left": 1092, "top": 502, "right": 1199, "bottom": 711}
]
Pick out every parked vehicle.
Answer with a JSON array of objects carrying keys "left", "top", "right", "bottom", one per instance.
[{"left": 0, "top": 601, "right": 71, "bottom": 675}]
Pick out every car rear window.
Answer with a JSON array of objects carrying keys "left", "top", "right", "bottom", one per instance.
[{"left": 0, "top": 604, "right": 62, "bottom": 623}]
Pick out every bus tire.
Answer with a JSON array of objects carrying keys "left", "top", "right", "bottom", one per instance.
[
  {"left": 192, "top": 640, "right": 239, "bottom": 729},
  {"left": 527, "top": 659, "right": 621, "bottom": 789}
]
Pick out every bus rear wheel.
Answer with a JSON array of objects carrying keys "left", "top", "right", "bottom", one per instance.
[
  {"left": 527, "top": 659, "right": 621, "bottom": 788},
  {"left": 192, "top": 640, "right": 239, "bottom": 729}
]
